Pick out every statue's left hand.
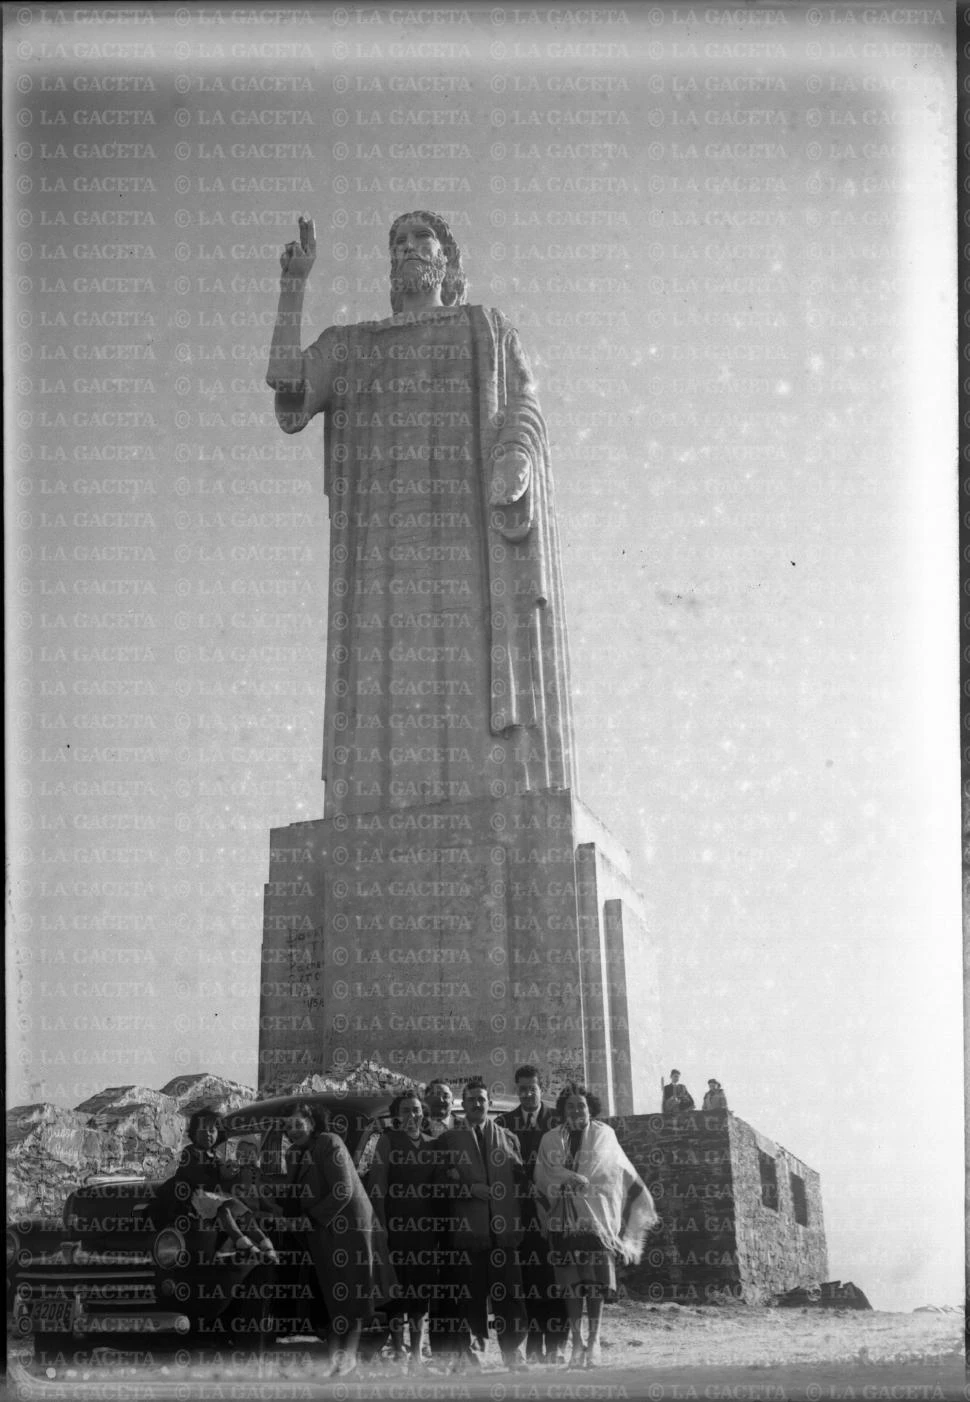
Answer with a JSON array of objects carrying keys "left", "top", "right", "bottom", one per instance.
[{"left": 490, "top": 446, "right": 531, "bottom": 506}]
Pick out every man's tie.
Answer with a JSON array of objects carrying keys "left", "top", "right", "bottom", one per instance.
[{"left": 474, "top": 1124, "right": 489, "bottom": 1183}]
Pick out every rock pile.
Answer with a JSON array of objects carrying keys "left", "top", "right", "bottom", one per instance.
[
  {"left": 260, "top": 1058, "right": 418, "bottom": 1099},
  {"left": 6, "top": 1063, "right": 410, "bottom": 1220},
  {"left": 6, "top": 1073, "right": 255, "bottom": 1220}
]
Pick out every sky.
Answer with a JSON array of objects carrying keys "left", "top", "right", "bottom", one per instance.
[{"left": 4, "top": 1, "right": 962, "bottom": 1313}]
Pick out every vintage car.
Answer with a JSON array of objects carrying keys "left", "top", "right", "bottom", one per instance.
[
  {"left": 9, "top": 1088, "right": 517, "bottom": 1366},
  {"left": 8, "top": 1091, "right": 396, "bottom": 1365}
]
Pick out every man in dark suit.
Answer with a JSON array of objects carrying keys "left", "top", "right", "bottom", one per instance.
[
  {"left": 496, "top": 1064, "right": 566, "bottom": 1366},
  {"left": 662, "top": 1068, "right": 695, "bottom": 1114},
  {"left": 435, "top": 1077, "right": 528, "bottom": 1372}
]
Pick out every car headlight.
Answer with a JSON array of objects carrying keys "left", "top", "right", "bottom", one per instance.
[{"left": 152, "top": 1228, "right": 188, "bottom": 1269}]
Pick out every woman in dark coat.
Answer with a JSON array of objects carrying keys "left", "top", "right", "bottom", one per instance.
[
  {"left": 282, "top": 1102, "right": 397, "bottom": 1376},
  {"left": 367, "top": 1091, "right": 440, "bottom": 1368}
]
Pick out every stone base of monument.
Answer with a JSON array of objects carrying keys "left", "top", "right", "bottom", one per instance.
[{"left": 258, "top": 789, "right": 661, "bottom": 1114}]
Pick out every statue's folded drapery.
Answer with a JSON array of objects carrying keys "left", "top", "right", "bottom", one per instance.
[{"left": 279, "top": 303, "right": 576, "bottom": 816}]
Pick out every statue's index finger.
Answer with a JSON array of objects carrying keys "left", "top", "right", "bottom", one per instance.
[{"left": 299, "top": 215, "right": 316, "bottom": 254}]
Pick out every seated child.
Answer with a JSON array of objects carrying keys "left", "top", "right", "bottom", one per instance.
[
  {"left": 225, "top": 1137, "right": 279, "bottom": 1265},
  {"left": 170, "top": 1110, "right": 276, "bottom": 1262}
]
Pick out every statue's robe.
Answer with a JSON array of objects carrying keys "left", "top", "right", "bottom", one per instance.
[{"left": 276, "top": 304, "right": 575, "bottom": 818}]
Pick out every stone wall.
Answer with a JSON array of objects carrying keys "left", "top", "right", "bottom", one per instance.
[
  {"left": 609, "top": 1110, "right": 826, "bottom": 1304},
  {"left": 728, "top": 1117, "right": 828, "bottom": 1299},
  {"left": 611, "top": 1109, "right": 739, "bottom": 1303}
]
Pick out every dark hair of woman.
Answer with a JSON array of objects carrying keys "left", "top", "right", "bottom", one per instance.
[
  {"left": 185, "top": 1109, "right": 224, "bottom": 1145},
  {"left": 555, "top": 1083, "right": 602, "bottom": 1121},
  {"left": 388, "top": 1091, "right": 425, "bottom": 1124},
  {"left": 289, "top": 1101, "right": 332, "bottom": 1136}
]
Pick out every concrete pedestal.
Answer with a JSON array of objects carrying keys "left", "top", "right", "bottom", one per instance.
[{"left": 258, "top": 788, "right": 660, "bottom": 1113}]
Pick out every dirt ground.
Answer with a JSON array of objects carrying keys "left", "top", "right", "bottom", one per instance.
[
  {"left": 7, "top": 1302, "right": 965, "bottom": 1402},
  {"left": 602, "top": 1298, "right": 963, "bottom": 1369}
]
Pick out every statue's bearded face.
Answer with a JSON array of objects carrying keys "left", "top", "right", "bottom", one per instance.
[{"left": 390, "top": 217, "right": 448, "bottom": 298}]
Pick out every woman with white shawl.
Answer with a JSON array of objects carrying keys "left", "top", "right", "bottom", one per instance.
[{"left": 534, "top": 1084, "right": 657, "bottom": 1369}]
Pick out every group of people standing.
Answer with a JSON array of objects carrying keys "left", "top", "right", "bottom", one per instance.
[
  {"left": 163, "top": 1066, "right": 657, "bottom": 1375},
  {"left": 368, "top": 1067, "right": 657, "bottom": 1373}
]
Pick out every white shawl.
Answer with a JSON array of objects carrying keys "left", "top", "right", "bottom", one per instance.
[{"left": 534, "top": 1120, "right": 658, "bottom": 1265}]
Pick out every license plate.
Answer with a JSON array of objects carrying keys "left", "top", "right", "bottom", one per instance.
[{"left": 23, "top": 1297, "right": 76, "bottom": 1335}]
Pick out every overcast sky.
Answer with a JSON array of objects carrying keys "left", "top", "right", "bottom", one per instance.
[{"left": 5, "top": 2, "right": 961, "bottom": 1312}]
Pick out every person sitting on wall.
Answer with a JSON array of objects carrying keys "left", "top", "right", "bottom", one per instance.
[
  {"left": 702, "top": 1080, "right": 728, "bottom": 1111},
  {"left": 661, "top": 1070, "right": 695, "bottom": 1114}
]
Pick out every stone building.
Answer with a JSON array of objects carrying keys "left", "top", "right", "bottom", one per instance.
[{"left": 613, "top": 1109, "right": 827, "bottom": 1303}]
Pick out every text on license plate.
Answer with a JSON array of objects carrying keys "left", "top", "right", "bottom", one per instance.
[{"left": 25, "top": 1298, "right": 75, "bottom": 1334}]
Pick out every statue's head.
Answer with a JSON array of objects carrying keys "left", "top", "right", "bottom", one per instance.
[{"left": 388, "top": 210, "right": 467, "bottom": 313}]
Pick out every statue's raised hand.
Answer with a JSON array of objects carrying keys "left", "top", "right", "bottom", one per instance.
[{"left": 279, "top": 215, "right": 316, "bottom": 282}]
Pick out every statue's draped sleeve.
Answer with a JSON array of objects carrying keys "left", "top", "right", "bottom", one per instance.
[
  {"left": 273, "top": 326, "right": 342, "bottom": 447},
  {"left": 473, "top": 309, "right": 576, "bottom": 788}
]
